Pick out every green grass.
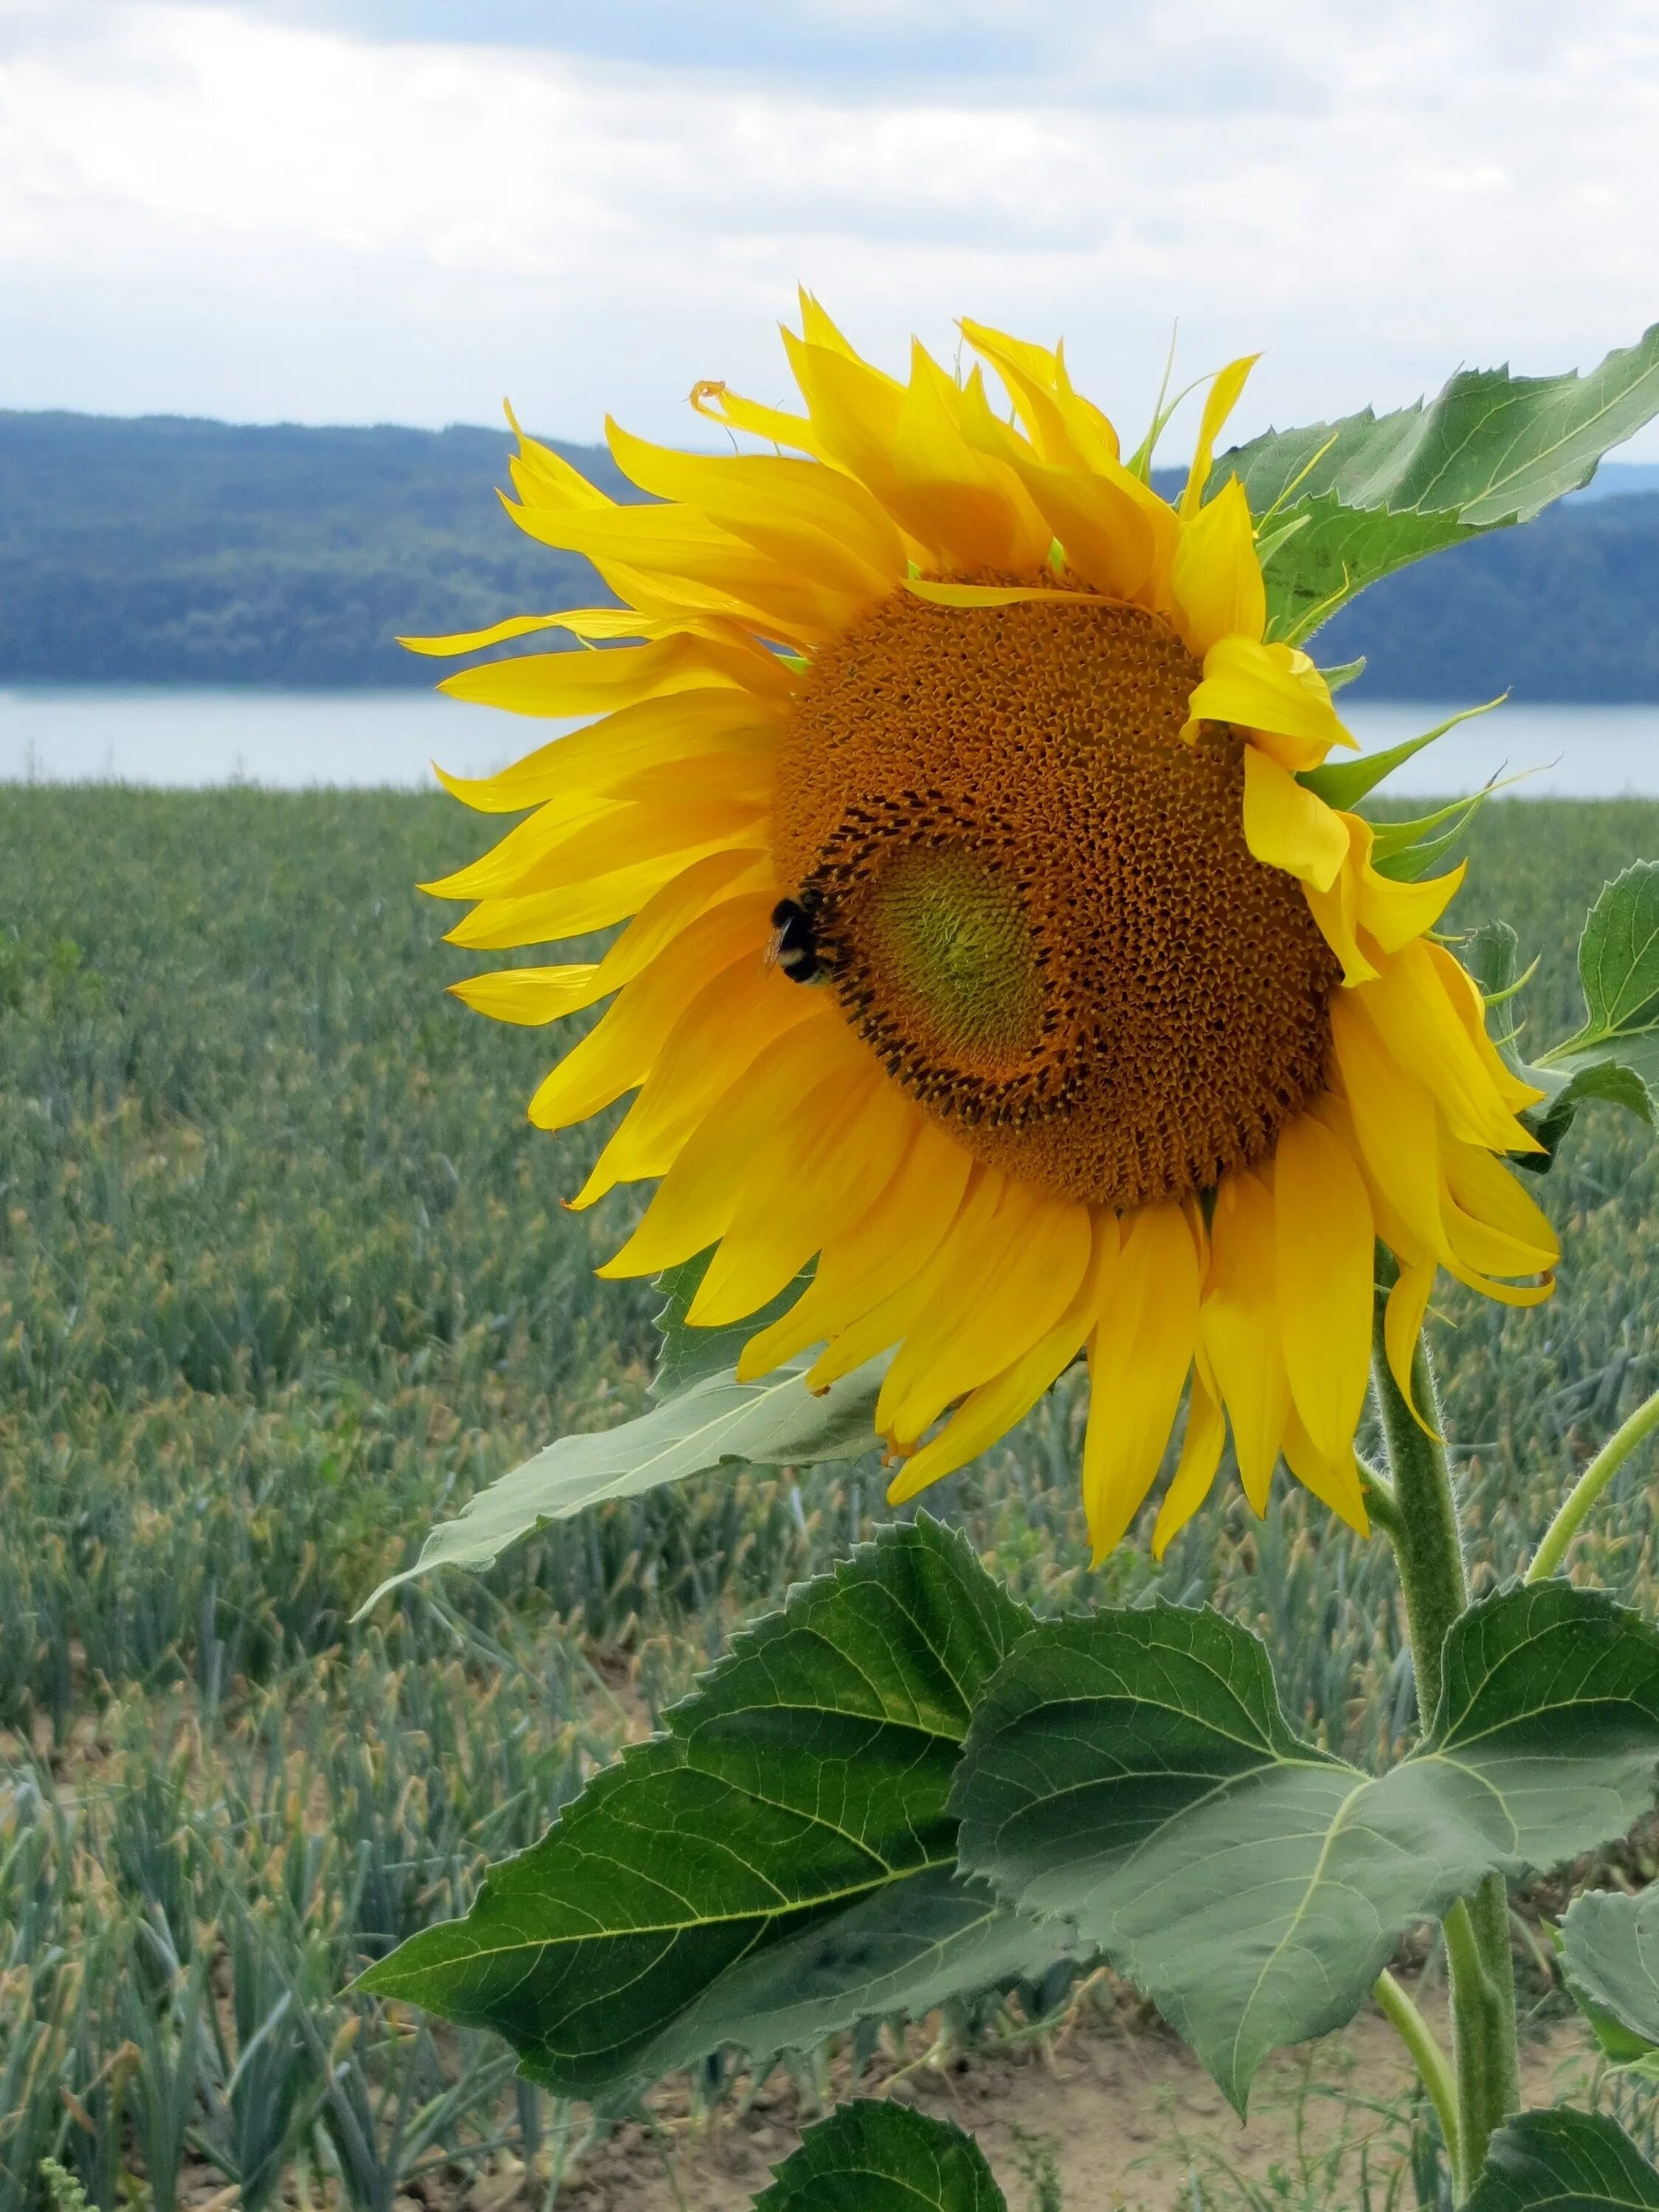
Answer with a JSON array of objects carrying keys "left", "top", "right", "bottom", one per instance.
[{"left": 7, "top": 784, "right": 1659, "bottom": 2208}]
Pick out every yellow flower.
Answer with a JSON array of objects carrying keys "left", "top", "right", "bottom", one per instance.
[{"left": 414, "top": 296, "right": 1559, "bottom": 1561}]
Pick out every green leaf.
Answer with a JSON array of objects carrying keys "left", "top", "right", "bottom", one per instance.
[
  {"left": 356, "top": 1353, "right": 886, "bottom": 1612},
  {"left": 1502, "top": 864, "right": 1659, "bottom": 1169},
  {"left": 953, "top": 1585, "right": 1659, "bottom": 2114},
  {"left": 1573, "top": 863, "right": 1659, "bottom": 1050},
  {"left": 1465, "top": 2109, "right": 1659, "bottom": 2211},
  {"left": 652, "top": 1251, "right": 812, "bottom": 1400},
  {"left": 1221, "top": 324, "right": 1659, "bottom": 526},
  {"left": 1217, "top": 324, "right": 1659, "bottom": 639},
  {"left": 753, "top": 2102, "right": 1007, "bottom": 2212},
  {"left": 1297, "top": 697, "right": 1504, "bottom": 812},
  {"left": 362, "top": 1521, "right": 1071, "bottom": 2101},
  {"left": 1522, "top": 1060, "right": 1655, "bottom": 1174},
  {"left": 1259, "top": 493, "right": 1474, "bottom": 643},
  {"left": 1320, "top": 656, "right": 1367, "bottom": 694},
  {"left": 1561, "top": 1890, "right": 1659, "bottom": 2064},
  {"left": 1463, "top": 920, "right": 1522, "bottom": 1003},
  {"left": 1370, "top": 789, "right": 1496, "bottom": 884}
]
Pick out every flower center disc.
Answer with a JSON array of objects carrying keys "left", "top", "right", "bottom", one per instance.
[{"left": 773, "top": 591, "right": 1341, "bottom": 1209}]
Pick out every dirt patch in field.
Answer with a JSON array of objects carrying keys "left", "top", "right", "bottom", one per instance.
[{"left": 438, "top": 1983, "right": 1593, "bottom": 2212}]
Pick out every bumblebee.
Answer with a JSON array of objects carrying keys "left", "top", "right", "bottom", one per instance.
[{"left": 766, "top": 896, "right": 831, "bottom": 984}]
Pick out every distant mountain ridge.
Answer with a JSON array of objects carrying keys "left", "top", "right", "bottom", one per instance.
[
  {"left": 0, "top": 411, "right": 630, "bottom": 688},
  {"left": 1, "top": 409, "right": 1656, "bottom": 699}
]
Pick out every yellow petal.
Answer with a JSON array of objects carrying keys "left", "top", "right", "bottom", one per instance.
[
  {"left": 1082, "top": 1203, "right": 1202, "bottom": 1559},
  {"left": 1187, "top": 637, "right": 1355, "bottom": 767},
  {"left": 1170, "top": 477, "right": 1266, "bottom": 654},
  {"left": 440, "top": 632, "right": 762, "bottom": 720},
  {"left": 1365, "top": 940, "right": 1538, "bottom": 1155},
  {"left": 783, "top": 328, "right": 908, "bottom": 504},
  {"left": 447, "top": 964, "right": 603, "bottom": 1026},
  {"left": 951, "top": 364, "right": 1156, "bottom": 601},
  {"left": 1151, "top": 1371, "right": 1227, "bottom": 1559},
  {"left": 957, "top": 319, "right": 1077, "bottom": 463},
  {"left": 804, "top": 1170, "right": 1007, "bottom": 1392},
  {"left": 1352, "top": 829, "right": 1466, "bottom": 953},
  {"left": 877, "top": 1184, "right": 1092, "bottom": 1448},
  {"left": 886, "top": 1211, "right": 1120, "bottom": 1502},
  {"left": 1300, "top": 837, "right": 1379, "bottom": 984},
  {"left": 903, "top": 580, "right": 1083, "bottom": 609},
  {"left": 526, "top": 897, "right": 773, "bottom": 1133},
  {"left": 1198, "top": 1167, "right": 1290, "bottom": 1513},
  {"left": 1424, "top": 940, "right": 1546, "bottom": 1117},
  {"left": 607, "top": 418, "right": 904, "bottom": 595},
  {"left": 610, "top": 750, "right": 774, "bottom": 811},
  {"left": 735, "top": 1121, "right": 974, "bottom": 1380},
  {"left": 691, "top": 1064, "right": 915, "bottom": 1327},
  {"left": 402, "top": 607, "right": 690, "bottom": 659},
  {"left": 423, "top": 788, "right": 622, "bottom": 900},
  {"left": 689, "top": 378, "right": 820, "bottom": 456},
  {"left": 1273, "top": 1113, "right": 1375, "bottom": 1466},
  {"left": 1384, "top": 1261, "right": 1441, "bottom": 1439},
  {"left": 434, "top": 690, "right": 783, "bottom": 818},
  {"left": 427, "top": 798, "right": 767, "bottom": 905},
  {"left": 1328, "top": 990, "right": 1446, "bottom": 1257},
  {"left": 503, "top": 497, "right": 841, "bottom": 618},
  {"left": 1280, "top": 1406, "right": 1369, "bottom": 1534},
  {"left": 444, "top": 853, "right": 711, "bottom": 950},
  {"left": 590, "top": 850, "right": 774, "bottom": 1000},
  {"left": 599, "top": 1020, "right": 855, "bottom": 1277},
  {"left": 570, "top": 960, "right": 817, "bottom": 1206},
  {"left": 1241, "top": 747, "right": 1351, "bottom": 894},
  {"left": 886, "top": 347, "right": 1052, "bottom": 574},
  {"left": 1180, "top": 354, "right": 1260, "bottom": 518},
  {"left": 503, "top": 411, "right": 616, "bottom": 514},
  {"left": 1442, "top": 1138, "right": 1559, "bottom": 1266}
]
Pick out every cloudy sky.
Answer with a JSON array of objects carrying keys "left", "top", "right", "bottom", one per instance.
[{"left": 2, "top": 0, "right": 1657, "bottom": 455}]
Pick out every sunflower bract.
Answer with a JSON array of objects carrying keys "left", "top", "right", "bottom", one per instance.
[{"left": 415, "top": 294, "right": 1558, "bottom": 1561}]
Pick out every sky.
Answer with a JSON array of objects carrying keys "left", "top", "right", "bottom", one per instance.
[{"left": 2, "top": 0, "right": 1658, "bottom": 455}]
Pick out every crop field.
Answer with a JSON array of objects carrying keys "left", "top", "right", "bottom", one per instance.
[{"left": 7, "top": 782, "right": 1659, "bottom": 2211}]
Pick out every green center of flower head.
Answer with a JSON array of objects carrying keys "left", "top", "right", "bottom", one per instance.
[{"left": 858, "top": 845, "right": 1044, "bottom": 1076}]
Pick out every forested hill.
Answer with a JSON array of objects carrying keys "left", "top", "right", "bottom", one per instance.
[
  {"left": 0, "top": 412, "right": 631, "bottom": 687},
  {"left": 1, "top": 408, "right": 1658, "bottom": 697}
]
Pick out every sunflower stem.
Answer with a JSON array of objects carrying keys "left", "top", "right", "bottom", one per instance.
[
  {"left": 1526, "top": 1378, "right": 1659, "bottom": 1583},
  {"left": 1374, "top": 1969, "right": 1462, "bottom": 2183},
  {"left": 1371, "top": 1257, "right": 1520, "bottom": 2199}
]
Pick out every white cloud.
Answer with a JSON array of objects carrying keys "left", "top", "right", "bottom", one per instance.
[{"left": 1, "top": 0, "right": 1656, "bottom": 453}]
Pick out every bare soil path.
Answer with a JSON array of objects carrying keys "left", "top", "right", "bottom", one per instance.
[{"left": 461, "top": 1986, "right": 1593, "bottom": 2212}]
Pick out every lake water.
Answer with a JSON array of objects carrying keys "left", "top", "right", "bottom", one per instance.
[{"left": 3, "top": 685, "right": 1659, "bottom": 800}]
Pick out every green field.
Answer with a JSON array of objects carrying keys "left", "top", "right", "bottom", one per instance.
[{"left": 6, "top": 785, "right": 1659, "bottom": 2209}]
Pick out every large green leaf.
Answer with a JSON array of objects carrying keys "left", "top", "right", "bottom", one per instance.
[
  {"left": 357, "top": 1352, "right": 884, "bottom": 1611},
  {"left": 753, "top": 2102, "right": 1007, "bottom": 2212},
  {"left": 1221, "top": 325, "right": 1659, "bottom": 524},
  {"left": 1561, "top": 1890, "right": 1659, "bottom": 2068},
  {"left": 1262, "top": 495, "right": 1475, "bottom": 642},
  {"left": 362, "top": 1521, "right": 1072, "bottom": 2101},
  {"left": 1465, "top": 2109, "right": 1659, "bottom": 2212},
  {"left": 953, "top": 1585, "right": 1659, "bottom": 2113},
  {"left": 1211, "top": 324, "right": 1659, "bottom": 640}
]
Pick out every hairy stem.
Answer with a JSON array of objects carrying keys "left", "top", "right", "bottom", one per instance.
[
  {"left": 1527, "top": 1380, "right": 1659, "bottom": 1583},
  {"left": 1375, "top": 1968, "right": 1462, "bottom": 2181},
  {"left": 1371, "top": 1258, "right": 1520, "bottom": 2197},
  {"left": 1441, "top": 1894, "right": 1520, "bottom": 2196}
]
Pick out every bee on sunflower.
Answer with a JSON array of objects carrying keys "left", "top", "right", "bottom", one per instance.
[{"left": 412, "top": 297, "right": 1557, "bottom": 1561}]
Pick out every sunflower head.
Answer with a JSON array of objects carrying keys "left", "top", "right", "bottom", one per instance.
[{"left": 415, "top": 295, "right": 1558, "bottom": 1561}]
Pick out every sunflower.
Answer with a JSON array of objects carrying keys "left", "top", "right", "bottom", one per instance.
[{"left": 414, "top": 297, "right": 1558, "bottom": 1560}]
